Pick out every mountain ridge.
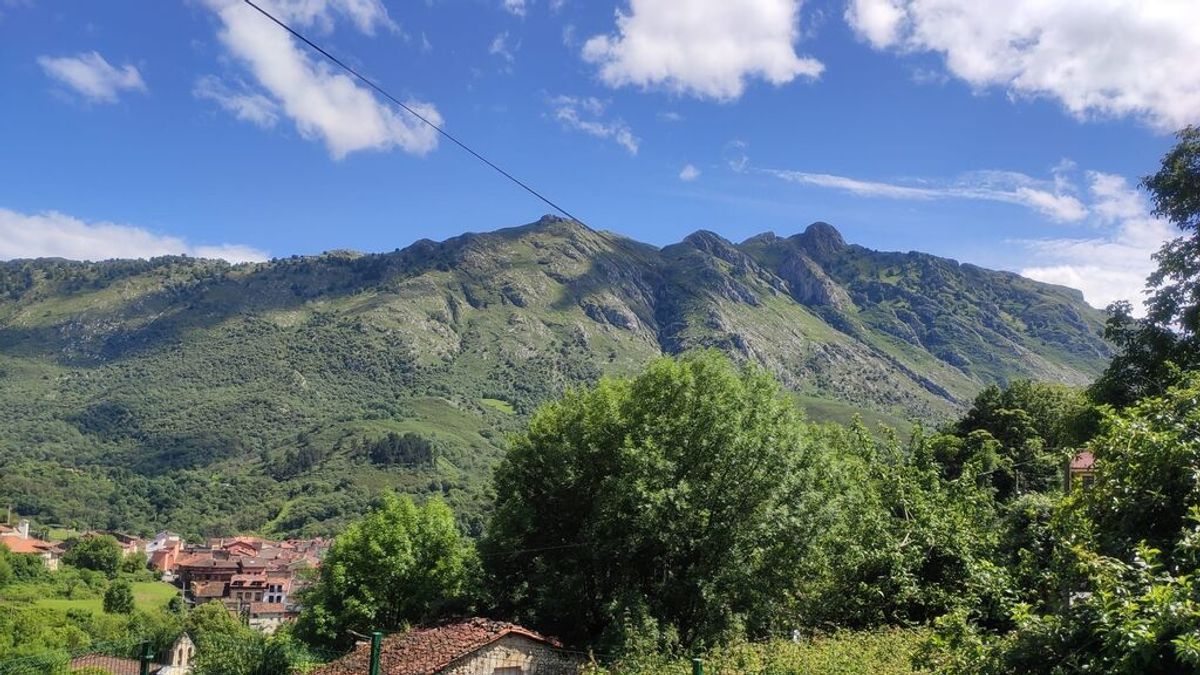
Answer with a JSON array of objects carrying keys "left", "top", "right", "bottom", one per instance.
[{"left": 0, "top": 216, "right": 1111, "bottom": 537}]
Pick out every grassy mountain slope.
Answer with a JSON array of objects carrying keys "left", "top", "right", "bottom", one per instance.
[{"left": 0, "top": 217, "right": 1110, "bottom": 538}]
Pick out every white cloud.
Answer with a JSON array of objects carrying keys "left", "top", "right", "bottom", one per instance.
[
  {"left": 1021, "top": 172, "right": 1178, "bottom": 313},
  {"left": 37, "top": 51, "right": 146, "bottom": 103},
  {"left": 679, "top": 164, "right": 701, "bottom": 181},
  {"left": 549, "top": 95, "right": 640, "bottom": 155},
  {"left": 0, "top": 208, "right": 268, "bottom": 263},
  {"left": 658, "top": 111, "right": 684, "bottom": 122},
  {"left": 193, "top": 75, "right": 280, "bottom": 128},
  {"left": 490, "top": 32, "right": 518, "bottom": 69},
  {"left": 845, "top": 0, "right": 1200, "bottom": 131},
  {"left": 503, "top": 0, "right": 526, "bottom": 17},
  {"left": 764, "top": 168, "right": 1088, "bottom": 222},
  {"left": 582, "top": 0, "right": 824, "bottom": 101},
  {"left": 203, "top": 0, "right": 440, "bottom": 160}
]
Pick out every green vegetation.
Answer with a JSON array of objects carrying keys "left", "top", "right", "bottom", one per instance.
[
  {"left": 595, "top": 629, "right": 928, "bottom": 674},
  {"left": 0, "top": 212, "right": 1108, "bottom": 539},
  {"left": 296, "top": 494, "right": 479, "bottom": 648},
  {"left": 102, "top": 579, "right": 134, "bottom": 614},
  {"left": 62, "top": 536, "right": 122, "bottom": 577}
]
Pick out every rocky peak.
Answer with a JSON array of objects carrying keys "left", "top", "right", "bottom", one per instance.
[
  {"left": 682, "top": 230, "right": 747, "bottom": 266},
  {"left": 794, "top": 222, "right": 846, "bottom": 260}
]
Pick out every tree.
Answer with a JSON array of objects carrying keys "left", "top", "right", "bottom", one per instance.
[
  {"left": 947, "top": 380, "right": 1097, "bottom": 500},
  {"left": 295, "top": 493, "right": 479, "bottom": 648},
  {"left": 62, "top": 536, "right": 123, "bottom": 576},
  {"left": 1092, "top": 126, "right": 1200, "bottom": 406},
  {"left": 120, "top": 550, "right": 148, "bottom": 574},
  {"left": 924, "top": 375, "right": 1200, "bottom": 673},
  {"left": 103, "top": 579, "right": 135, "bottom": 614},
  {"left": 483, "top": 351, "right": 827, "bottom": 649}
]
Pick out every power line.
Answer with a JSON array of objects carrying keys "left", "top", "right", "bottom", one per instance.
[{"left": 241, "top": 0, "right": 588, "bottom": 227}]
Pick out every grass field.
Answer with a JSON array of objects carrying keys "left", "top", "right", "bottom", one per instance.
[{"left": 27, "top": 581, "right": 179, "bottom": 614}]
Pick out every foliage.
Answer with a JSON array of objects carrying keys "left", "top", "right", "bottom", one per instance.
[
  {"left": 366, "top": 432, "right": 436, "bottom": 467},
  {"left": 102, "top": 580, "right": 134, "bottom": 615},
  {"left": 590, "top": 628, "right": 929, "bottom": 675},
  {"left": 1093, "top": 126, "right": 1200, "bottom": 407},
  {"left": 796, "top": 423, "right": 1005, "bottom": 630},
  {"left": 62, "top": 537, "right": 122, "bottom": 577},
  {"left": 924, "top": 375, "right": 1200, "bottom": 673},
  {"left": 119, "top": 551, "right": 147, "bottom": 575},
  {"left": 485, "top": 351, "right": 836, "bottom": 648},
  {"left": 295, "top": 493, "right": 479, "bottom": 648}
]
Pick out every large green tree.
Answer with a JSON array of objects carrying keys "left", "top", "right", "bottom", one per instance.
[
  {"left": 483, "top": 351, "right": 829, "bottom": 649},
  {"left": 62, "top": 536, "right": 122, "bottom": 577},
  {"left": 295, "top": 493, "right": 478, "bottom": 648},
  {"left": 1093, "top": 126, "right": 1200, "bottom": 406}
]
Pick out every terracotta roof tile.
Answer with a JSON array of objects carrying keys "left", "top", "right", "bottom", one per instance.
[
  {"left": 310, "top": 618, "right": 563, "bottom": 675},
  {"left": 191, "top": 581, "right": 228, "bottom": 598},
  {"left": 1070, "top": 451, "right": 1096, "bottom": 470},
  {"left": 0, "top": 537, "right": 61, "bottom": 555}
]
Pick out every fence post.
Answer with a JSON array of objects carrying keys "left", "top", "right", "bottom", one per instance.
[
  {"left": 139, "top": 641, "right": 153, "bottom": 675},
  {"left": 692, "top": 657, "right": 704, "bottom": 675},
  {"left": 369, "top": 631, "right": 383, "bottom": 675}
]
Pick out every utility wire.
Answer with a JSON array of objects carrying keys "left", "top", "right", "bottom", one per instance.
[{"left": 241, "top": 0, "right": 588, "bottom": 227}]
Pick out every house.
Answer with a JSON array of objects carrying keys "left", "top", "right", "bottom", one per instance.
[
  {"left": 0, "top": 520, "right": 63, "bottom": 571},
  {"left": 1066, "top": 451, "right": 1096, "bottom": 490},
  {"left": 148, "top": 532, "right": 185, "bottom": 576},
  {"left": 310, "top": 618, "right": 585, "bottom": 675},
  {"left": 246, "top": 602, "right": 289, "bottom": 634}
]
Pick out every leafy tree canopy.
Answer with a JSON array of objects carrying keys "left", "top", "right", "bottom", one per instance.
[
  {"left": 62, "top": 536, "right": 123, "bottom": 577},
  {"left": 1093, "top": 126, "right": 1200, "bottom": 406},
  {"left": 483, "top": 351, "right": 839, "bottom": 648},
  {"left": 102, "top": 579, "right": 134, "bottom": 615},
  {"left": 295, "top": 493, "right": 479, "bottom": 648}
]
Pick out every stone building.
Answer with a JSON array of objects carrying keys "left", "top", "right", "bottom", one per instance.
[{"left": 311, "top": 618, "right": 585, "bottom": 675}]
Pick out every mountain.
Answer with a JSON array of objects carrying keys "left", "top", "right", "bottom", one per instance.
[{"left": 0, "top": 216, "right": 1110, "bottom": 538}]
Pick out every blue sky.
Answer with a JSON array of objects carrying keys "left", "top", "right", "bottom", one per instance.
[{"left": 1, "top": 0, "right": 1196, "bottom": 310}]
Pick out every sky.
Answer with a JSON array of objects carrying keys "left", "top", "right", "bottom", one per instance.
[{"left": 1, "top": 0, "right": 1197, "bottom": 312}]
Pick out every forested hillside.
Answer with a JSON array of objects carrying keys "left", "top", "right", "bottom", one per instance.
[{"left": 0, "top": 217, "right": 1110, "bottom": 538}]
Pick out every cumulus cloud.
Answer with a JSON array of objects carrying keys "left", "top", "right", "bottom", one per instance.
[
  {"left": 679, "top": 164, "right": 701, "bottom": 181},
  {"left": 844, "top": 0, "right": 1200, "bottom": 131},
  {"left": 0, "top": 208, "right": 268, "bottom": 263},
  {"left": 193, "top": 75, "right": 280, "bottom": 128},
  {"left": 503, "top": 0, "right": 526, "bottom": 17},
  {"left": 549, "top": 95, "right": 640, "bottom": 155},
  {"left": 764, "top": 167, "right": 1088, "bottom": 222},
  {"left": 202, "top": 0, "right": 440, "bottom": 159},
  {"left": 1020, "top": 172, "right": 1177, "bottom": 313},
  {"left": 582, "top": 0, "right": 824, "bottom": 101},
  {"left": 37, "top": 51, "right": 146, "bottom": 103}
]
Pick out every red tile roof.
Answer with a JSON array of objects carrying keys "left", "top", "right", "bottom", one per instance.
[
  {"left": 191, "top": 580, "right": 228, "bottom": 598},
  {"left": 249, "top": 602, "right": 287, "bottom": 615},
  {"left": 0, "top": 536, "right": 61, "bottom": 555},
  {"left": 310, "top": 618, "right": 563, "bottom": 675},
  {"left": 68, "top": 654, "right": 163, "bottom": 674},
  {"left": 1070, "top": 451, "right": 1096, "bottom": 470}
]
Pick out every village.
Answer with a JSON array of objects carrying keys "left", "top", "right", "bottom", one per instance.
[{"left": 0, "top": 518, "right": 328, "bottom": 634}]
